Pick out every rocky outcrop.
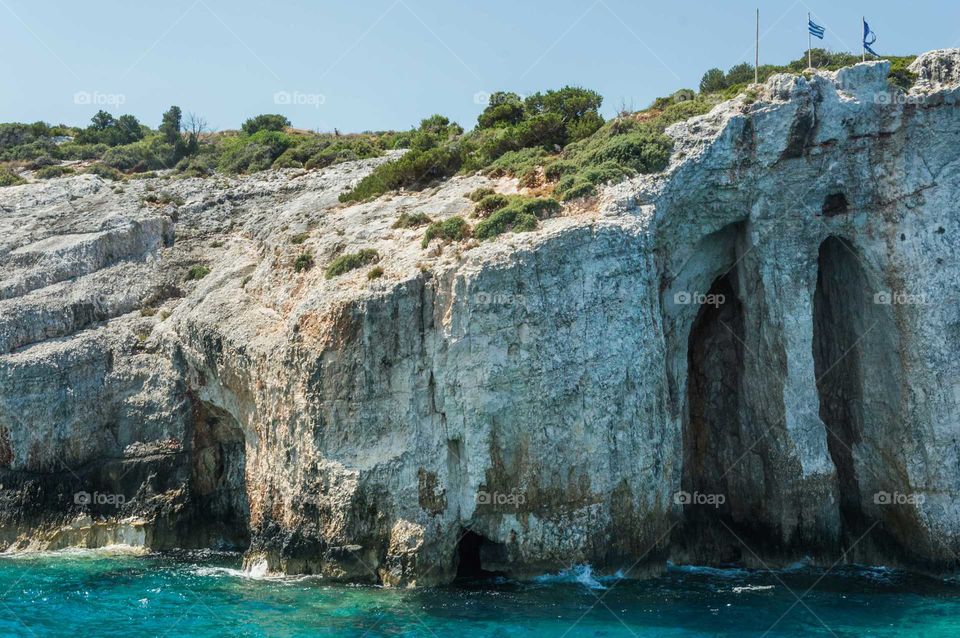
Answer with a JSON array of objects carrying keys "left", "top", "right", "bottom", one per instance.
[{"left": 1, "top": 51, "right": 959, "bottom": 584}]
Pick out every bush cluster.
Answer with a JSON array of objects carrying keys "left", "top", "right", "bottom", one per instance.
[
  {"left": 393, "top": 212, "right": 432, "bottom": 228},
  {"left": 186, "top": 265, "right": 210, "bottom": 281},
  {"left": 0, "top": 167, "right": 25, "bottom": 187},
  {"left": 293, "top": 253, "right": 315, "bottom": 272},
  {"left": 698, "top": 49, "right": 917, "bottom": 94},
  {"left": 325, "top": 248, "right": 379, "bottom": 279},
  {"left": 474, "top": 195, "right": 560, "bottom": 240},
  {"left": 421, "top": 216, "right": 470, "bottom": 247}
]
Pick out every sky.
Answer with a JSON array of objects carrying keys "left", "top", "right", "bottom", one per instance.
[{"left": 2, "top": 0, "right": 958, "bottom": 133}]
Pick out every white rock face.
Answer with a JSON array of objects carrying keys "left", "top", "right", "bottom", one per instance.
[{"left": 1, "top": 50, "right": 959, "bottom": 584}]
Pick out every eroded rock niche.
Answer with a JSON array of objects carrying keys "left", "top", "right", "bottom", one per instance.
[
  {"left": 454, "top": 529, "right": 507, "bottom": 581},
  {"left": 184, "top": 401, "right": 251, "bottom": 550},
  {"left": 681, "top": 271, "right": 745, "bottom": 562},
  {"left": 812, "top": 236, "right": 913, "bottom": 563}
]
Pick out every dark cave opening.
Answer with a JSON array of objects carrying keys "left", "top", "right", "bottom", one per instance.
[
  {"left": 455, "top": 530, "right": 507, "bottom": 581},
  {"left": 187, "top": 402, "right": 251, "bottom": 550},
  {"left": 679, "top": 272, "right": 746, "bottom": 562},
  {"left": 821, "top": 193, "right": 849, "bottom": 217},
  {"left": 812, "top": 236, "right": 869, "bottom": 541}
]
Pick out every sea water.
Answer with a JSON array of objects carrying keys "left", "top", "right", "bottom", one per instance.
[{"left": 0, "top": 550, "right": 958, "bottom": 636}]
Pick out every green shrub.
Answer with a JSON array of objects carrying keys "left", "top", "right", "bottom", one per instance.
[
  {"left": 367, "top": 266, "right": 385, "bottom": 280},
  {"left": 474, "top": 193, "right": 509, "bottom": 217},
  {"left": 0, "top": 138, "right": 58, "bottom": 161},
  {"left": 290, "top": 232, "right": 310, "bottom": 244},
  {"left": 101, "top": 136, "right": 175, "bottom": 172},
  {"left": 555, "top": 163, "right": 631, "bottom": 201},
  {"left": 474, "top": 207, "right": 538, "bottom": 239},
  {"left": 75, "top": 111, "right": 145, "bottom": 147},
  {"left": 142, "top": 191, "right": 183, "bottom": 206},
  {"left": 465, "top": 187, "right": 495, "bottom": 201},
  {"left": 476, "top": 92, "right": 525, "bottom": 129},
  {"left": 340, "top": 143, "right": 464, "bottom": 202},
  {"left": 422, "top": 216, "right": 470, "bottom": 247},
  {"left": 887, "top": 56, "right": 918, "bottom": 91},
  {"left": 556, "top": 180, "right": 597, "bottom": 201},
  {"left": 523, "top": 87, "right": 605, "bottom": 144},
  {"left": 325, "top": 248, "right": 379, "bottom": 278},
  {"left": 583, "top": 131, "right": 672, "bottom": 172},
  {"left": 393, "top": 212, "right": 432, "bottom": 228},
  {"left": 241, "top": 114, "right": 290, "bottom": 135},
  {"left": 35, "top": 165, "right": 74, "bottom": 179},
  {"left": 218, "top": 130, "right": 295, "bottom": 174},
  {"left": 473, "top": 196, "right": 560, "bottom": 239},
  {"left": 543, "top": 159, "right": 577, "bottom": 181},
  {"left": 725, "top": 62, "right": 756, "bottom": 85},
  {"left": 0, "top": 167, "right": 25, "bottom": 187},
  {"left": 293, "top": 252, "right": 315, "bottom": 272},
  {"left": 186, "top": 265, "right": 210, "bottom": 281},
  {"left": 28, "top": 155, "right": 57, "bottom": 169},
  {"left": 58, "top": 142, "right": 108, "bottom": 160},
  {"left": 300, "top": 137, "right": 381, "bottom": 170},
  {"left": 482, "top": 147, "right": 547, "bottom": 185},
  {"left": 86, "top": 163, "right": 123, "bottom": 181},
  {"left": 175, "top": 153, "right": 218, "bottom": 178}
]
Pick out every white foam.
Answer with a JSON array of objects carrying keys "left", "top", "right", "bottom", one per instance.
[
  {"left": 731, "top": 585, "right": 775, "bottom": 594},
  {"left": 533, "top": 564, "right": 608, "bottom": 590}
]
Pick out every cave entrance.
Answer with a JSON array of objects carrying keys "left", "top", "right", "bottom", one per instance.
[
  {"left": 812, "top": 237, "right": 871, "bottom": 542},
  {"left": 454, "top": 530, "right": 507, "bottom": 581},
  {"left": 188, "top": 402, "right": 251, "bottom": 550},
  {"left": 679, "top": 271, "right": 746, "bottom": 562}
]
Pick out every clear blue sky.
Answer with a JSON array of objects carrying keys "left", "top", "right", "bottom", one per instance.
[{"left": 2, "top": 0, "right": 957, "bottom": 133}]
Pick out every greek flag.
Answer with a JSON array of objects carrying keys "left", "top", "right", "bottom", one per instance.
[
  {"left": 808, "top": 17, "right": 825, "bottom": 40},
  {"left": 863, "top": 20, "right": 878, "bottom": 56}
]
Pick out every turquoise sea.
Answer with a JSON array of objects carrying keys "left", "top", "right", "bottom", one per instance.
[{"left": 0, "top": 550, "right": 958, "bottom": 637}]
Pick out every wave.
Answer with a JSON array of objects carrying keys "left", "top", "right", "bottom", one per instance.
[
  {"left": 188, "top": 560, "right": 324, "bottom": 584},
  {"left": 666, "top": 562, "right": 750, "bottom": 578},
  {"left": 731, "top": 584, "right": 775, "bottom": 594},
  {"left": 532, "top": 564, "right": 616, "bottom": 590}
]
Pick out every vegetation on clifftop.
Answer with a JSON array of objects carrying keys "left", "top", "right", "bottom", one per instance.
[{"left": 0, "top": 50, "right": 917, "bottom": 190}]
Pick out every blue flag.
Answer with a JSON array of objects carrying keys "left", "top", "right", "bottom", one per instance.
[
  {"left": 808, "top": 18, "right": 825, "bottom": 39},
  {"left": 863, "top": 20, "right": 878, "bottom": 56}
]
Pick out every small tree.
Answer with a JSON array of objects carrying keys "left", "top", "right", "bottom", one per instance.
[
  {"left": 241, "top": 114, "right": 290, "bottom": 135},
  {"left": 725, "top": 62, "right": 755, "bottom": 86},
  {"left": 477, "top": 92, "right": 524, "bottom": 129},
  {"left": 184, "top": 112, "right": 208, "bottom": 156},
  {"left": 160, "top": 106, "right": 187, "bottom": 161},
  {"left": 116, "top": 114, "right": 144, "bottom": 145},
  {"left": 160, "top": 106, "right": 182, "bottom": 145},
  {"left": 699, "top": 68, "right": 727, "bottom": 93},
  {"left": 91, "top": 110, "right": 115, "bottom": 131},
  {"left": 523, "top": 87, "right": 603, "bottom": 145}
]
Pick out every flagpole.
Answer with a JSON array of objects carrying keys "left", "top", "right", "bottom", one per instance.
[
  {"left": 807, "top": 12, "right": 812, "bottom": 69},
  {"left": 755, "top": 8, "right": 759, "bottom": 83}
]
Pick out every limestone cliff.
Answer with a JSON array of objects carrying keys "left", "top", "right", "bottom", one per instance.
[{"left": 1, "top": 51, "right": 959, "bottom": 585}]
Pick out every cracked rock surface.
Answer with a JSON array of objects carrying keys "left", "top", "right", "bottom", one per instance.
[{"left": 1, "top": 50, "right": 959, "bottom": 584}]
